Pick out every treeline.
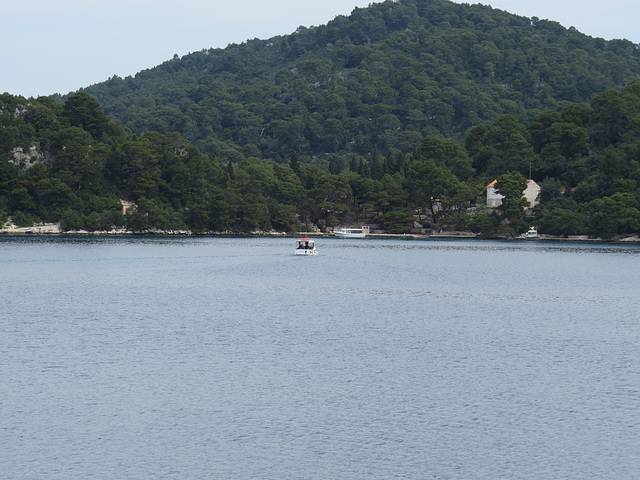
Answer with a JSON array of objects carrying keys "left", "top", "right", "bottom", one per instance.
[
  {"left": 2, "top": 81, "right": 640, "bottom": 238},
  {"left": 80, "top": 0, "right": 640, "bottom": 164}
]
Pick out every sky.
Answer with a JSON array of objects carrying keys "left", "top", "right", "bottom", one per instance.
[{"left": 3, "top": 0, "right": 639, "bottom": 99}]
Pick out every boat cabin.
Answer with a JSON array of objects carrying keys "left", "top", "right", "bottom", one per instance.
[
  {"left": 334, "top": 226, "right": 369, "bottom": 238},
  {"left": 295, "top": 238, "right": 318, "bottom": 255}
]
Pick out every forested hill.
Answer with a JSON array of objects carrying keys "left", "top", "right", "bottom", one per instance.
[
  {"left": 82, "top": 0, "right": 640, "bottom": 163},
  {"left": 4, "top": 0, "right": 640, "bottom": 239}
]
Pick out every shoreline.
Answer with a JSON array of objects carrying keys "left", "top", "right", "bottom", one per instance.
[{"left": 2, "top": 223, "right": 640, "bottom": 243}]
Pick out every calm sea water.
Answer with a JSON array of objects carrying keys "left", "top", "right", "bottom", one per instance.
[{"left": 2, "top": 236, "right": 639, "bottom": 479}]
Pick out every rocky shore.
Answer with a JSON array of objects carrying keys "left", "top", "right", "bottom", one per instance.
[{"left": 2, "top": 222, "right": 640, "bottom": 243}]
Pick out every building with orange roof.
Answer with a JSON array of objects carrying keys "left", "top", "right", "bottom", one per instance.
[
  {"left": 486, "top": 179, "right": 503, "bottom": 207},
  {"left": 486, "top": 179, "right": 540, "bottom": 208}
]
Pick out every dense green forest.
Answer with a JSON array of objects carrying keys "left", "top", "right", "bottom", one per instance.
[
  {"left": 2, "top": 0, "right": 640, "bottom": 238},
  {"left": 82, "top": 0, "right": 640, "bottom": 163}
]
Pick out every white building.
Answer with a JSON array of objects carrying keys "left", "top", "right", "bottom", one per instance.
[
  {"left": 120, "top": 200, "right": 137, "bottom": 215},
  {"left": 486, "top": 179, "right": 503, "bottom": 207},
  {"left": 486, "top": 179, "right": 540, "bottom": 208},
  {"left": 523, "top": 180, "right": 541, "bottom": 207}
]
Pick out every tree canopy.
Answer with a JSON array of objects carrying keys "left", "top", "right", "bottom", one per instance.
[
  {"left": 3, "top": 0, "right": 640, "bottom": 239},
  {"left": 79, "top": 0, "right": 640, "bottom": 164}
]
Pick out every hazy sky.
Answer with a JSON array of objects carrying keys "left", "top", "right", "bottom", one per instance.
[{"left": 3, "top": 0, "right": 638, "bottom": 98}]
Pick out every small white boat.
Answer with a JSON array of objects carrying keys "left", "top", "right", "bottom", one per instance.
[
  {"left": 294, "top": 238, "right": 318, "bottom": 255},
  {"left": 334, "top": 227, "right": 367, "bottom": 238},
  {"left": 525, "top": 226, "right": 538, "bottom": 240}
]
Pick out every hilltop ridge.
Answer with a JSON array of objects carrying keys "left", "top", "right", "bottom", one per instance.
[{"left": 81, "top": 0, "right": 640, "bottom": 162}]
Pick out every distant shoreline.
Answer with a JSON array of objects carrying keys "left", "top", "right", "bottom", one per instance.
[{"left": 2, "top": 223, "right": 640, "bottom": 243}]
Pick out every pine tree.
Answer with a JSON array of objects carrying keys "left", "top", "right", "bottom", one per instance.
[{"left": 289, "top": 152, "right": 301, "bottom": 177}]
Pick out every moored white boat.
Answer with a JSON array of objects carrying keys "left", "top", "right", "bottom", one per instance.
[
  {"left": 333, "top": 227, "right": 367, "bottom": 238},
  {"left": 294, "top": 238, "right": 318, "bottom": 255},
  {"left": 525, "top": 226, "right": 538, "bottom": 240}
]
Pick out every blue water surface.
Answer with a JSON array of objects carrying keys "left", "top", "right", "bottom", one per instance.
[{"left": 2, "top": 236, "right": 639, "bottom": 479}]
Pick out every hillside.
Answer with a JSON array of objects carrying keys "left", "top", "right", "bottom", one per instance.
[
  {"left": 3, "top": 0, "right": 640, "bottom": 239},
  {"left": 82, "top": 0, "right": 640, "bottom": 163}
]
